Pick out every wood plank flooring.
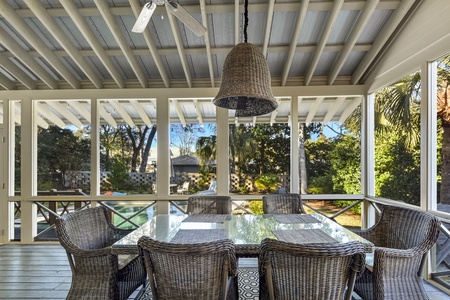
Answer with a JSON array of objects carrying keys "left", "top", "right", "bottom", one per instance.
[{"left": 0, "top": 244, "right": 449, "bottom": 300}]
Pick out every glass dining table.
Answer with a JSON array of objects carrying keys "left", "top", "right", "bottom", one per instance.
[{"left": 112, "top": 213, "right": 374, "bottom": 257}]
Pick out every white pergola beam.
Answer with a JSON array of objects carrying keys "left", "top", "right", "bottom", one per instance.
[
  {"left": 44, "top": 100, "right": 84, "bottom": 129},
  {"left": 67, "top": 101, "right": 91, "bottom": 122},
  {"left": 165, "top": 4, "right": 193, "bottom": 88},
  {"left": 0, "top": 54, "right": 36, "bottom": 89},
  {"left": 172, "top": 99, "right": 186, "bottom": 127},
  {"left": 322, "top": 96, "right": 346, "bottom": 124},
  {"left": 338, "top": 97, "right": 362, "bottom": 124},
  {"left": 281, "top": 0, "right": 310, "bottom": 86},
  {"left": 130, "top": 99, "right": 152, "bottom": 127},
  {"left": 108, "top": 100, "right": 135, "bottom": 127},
  {"left": 99, "top": 103, "right": 118, "bottom": 128},
  {"left": 0, "top": 2, "right": 80, "bottom": 89},
  {"left": 262, "top": 0, "right": 275, "bottom": 57},
  {"left": 93, "top": 0, "right": 147, "bottom": 88},
  {"left": 36, "top": 102, "right": 66, "bottom": 129},
  {"left": 305, "top": 96, "right": 324, "bottom": 124},
  {"left": 60, "top": 0, "right": 125, "bottom": 88},
  {"left": 327, "top": 0, "right": 379, "bottom": 85}
]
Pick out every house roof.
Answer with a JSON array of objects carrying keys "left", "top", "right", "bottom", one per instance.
[{"left": 172, "top": 155, "right": 200, "bottom": 166}]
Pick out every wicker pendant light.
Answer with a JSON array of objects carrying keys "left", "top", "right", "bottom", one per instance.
[{"left": 213, "top": 0, "right": 277, "bottom": 117}]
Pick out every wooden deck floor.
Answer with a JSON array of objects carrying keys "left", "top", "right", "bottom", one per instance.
[{"left": 0, "top": 244, "right": 449, "bottom": 300}]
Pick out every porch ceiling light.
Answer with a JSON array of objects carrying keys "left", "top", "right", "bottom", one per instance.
[{"left": 213, "top": 0, "right": 277, "bottom": 117}]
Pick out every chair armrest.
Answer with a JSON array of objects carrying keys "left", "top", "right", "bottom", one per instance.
[{"left": 373, "top": 246, "right": 425, "bottom": 276}]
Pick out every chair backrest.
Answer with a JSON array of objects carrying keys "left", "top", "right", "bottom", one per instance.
[
  {"left": 138, "top": 237, "right": 237, "bottom": 300},
  {"left": 55, "top": 206, "right": 115, "bottom": 251},
  {"left": 262, "top": 193, "right": 305, "bottom": 214},
  {"left": 187, "top": 195, "right": 232, "bottom": 214},
  {"left": 370, "top": 206, "right": 440, "bottom": 252},
  {"left": 259, "top": 239, "right": 365, "bottom": 300}
]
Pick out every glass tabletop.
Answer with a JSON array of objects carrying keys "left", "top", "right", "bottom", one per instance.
[{"left": 112, "top": 213, "right": 373, "bottom": 255}]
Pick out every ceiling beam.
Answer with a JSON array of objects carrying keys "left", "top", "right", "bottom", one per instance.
[
  {"left": 281, "top": 0, "right": 310, "bottom": 86},
  {"left": 305, "top": 97, "right": 324, "bottom": 125},
  {"left": 0, "top": 71, "right": 15, "bottom": 90},
  {"left": 129, "top": 99, "right": 152, "bottom": 127},
  {"left": 322, "top": 96, "right": 346, "bottom": 124},
  {"left": 24, "top": 0, "right": 103, "bottom": 89},
  {"left": 14, "top": 2, "right": 402, "bottom": 18},
  {"left": 36, "top": 102, "right": 66, "bottom": 129},
  {"left": 304, "top": 0, "right": 344, "bottom": 86},
  {"left": 66, "top": 101, "right": 91, "bottom": 122},
  {"left": 234, "top": 0, "right": 240, "bottom": 45},
  {"left": 60, "top": 0, "right": 125, "bottom": 89},
  {"left": 165, "top": 4, "right": 193, "bottom": 88},
  {"left": 0, "top": 2, "right": 80, "bottom": 89},
  {"left": 262, "top": 0, "right": 275, "bottom": 57},
  {"left": 108, "top": 100, "right": 135, "bottom": 127},
  {"left": 193, "top": 99, "right": 203, "bottom": 126},
  {"left": 44, "top": 100, "right": 84, "bottom": 129},
  {"left": 129, "top": 0, "right": 170, "bottom": 88},
  {"left": 0, "top": 26, "right": 57, "bottom": 89},
  {"left": 327, "top": 0, "right": 379, "bottom": 85},
  {"left": 93, "top": 0, "right": 147, "bottom": 88},
  {"left": 351, "top": 0, "right": 416, "bottom": 84},
  {"left": 0, "top": 54, "right": 36, "bottom": 89},
  {"left": 172, "top": 99, "right": 186, "bottom": 127},
  {"left": 338, "top": 97, "right": 361, "bottom": 124},
  {"left": 99, "top": 103, "right": 118, "bottom": 128},
  {"left": 199, "top": 0, "right": 215, "bottom": 87}
]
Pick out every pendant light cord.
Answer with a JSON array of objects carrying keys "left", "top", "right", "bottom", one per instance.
[{"left": 244, "top": 0, "right": 248, "bottom": 43}]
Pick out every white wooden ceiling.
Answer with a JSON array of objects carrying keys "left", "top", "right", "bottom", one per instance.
[{"left": 0, "top": 0, "right": 421, "bottom": 127}]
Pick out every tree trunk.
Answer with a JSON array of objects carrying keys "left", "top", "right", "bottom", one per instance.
[
  {"left": 299, "top": 124, "right": 308, "bottom": 194},
  {"left": 139, "top": 125, "right": 157, "bottom": 172},
  {"left": 441, "top": 123, "right": 450, "bottom": 204}
]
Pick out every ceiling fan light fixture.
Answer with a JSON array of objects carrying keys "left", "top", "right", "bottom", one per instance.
[
  {"left": 132, "top": 2, "right": 157, "bottom": 33},
  {"left": 213, "top": 43, "right": 277, "bottom": 117},
  {"left": 166, "top": 0, "right": 207, "bottom": 37}
]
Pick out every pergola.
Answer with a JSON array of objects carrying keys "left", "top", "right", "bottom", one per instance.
[{"left": 1, "top": 0, "right": 450, "bottom": 289}]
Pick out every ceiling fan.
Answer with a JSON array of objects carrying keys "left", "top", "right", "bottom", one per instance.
[{"left": 132, "top": 0, "right": 207, "bottom": 37}]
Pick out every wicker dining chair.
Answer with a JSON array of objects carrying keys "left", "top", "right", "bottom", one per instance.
[
  {"left": 187, "top": 195, "right": 232, "bottom": 214},
  {"left": 138, "top": 236, "right": 238, "bottom": 300},
  {"left": 258, "top": 239, "right": 366, "bottom": 300},
  {"left": 262, "top": 193, "right": 305, "bottom": 214},
  {"left": 55, "top": 206, "right": 146, "bottom": 300},
  {"left": 353, "top": 205, "right": 441, "bottom": 300}
]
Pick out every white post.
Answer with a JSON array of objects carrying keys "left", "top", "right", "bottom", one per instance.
[
  {"left": 216, "top": 107, "right": 229, "bottom": 195},
  {"left": 156, "top": 97, "right": 170, "bottom": 214}
]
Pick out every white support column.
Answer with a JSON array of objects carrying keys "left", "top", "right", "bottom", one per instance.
[
  {"left": 290, "top": 96, "right": 300, "bottom": 193},
  {"left": 0, "top": 100, "right": 8, "bottom": 244},
  {"left": 421, "top": 61, "right": 438, "bottom": 276},
  {"left": 421, "top": 61, "right": 437, "bottom": 212},
  {"left": 216, "top": 107, "right": 229, "bottom": 195},
  {"left": 156, "top": 97, "right": 170, "bottom": 214},
  {"left": 91, "top": 99, "right": 100, "bottom": 201},
  {"left": 5, "top": 100, "right": 15, "bottom": 241},
  {"left": 361, "top": 93, "right": 376, "bottom": 229},
  {"left": 20, "top": 97, "right": 37, "bottom": 243}
]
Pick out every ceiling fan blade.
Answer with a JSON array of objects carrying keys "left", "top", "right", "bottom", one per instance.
[
  {"left": 166, "top": 0, "right": 207, "bottom": 37},
  {"left": 132, "top": 2, "right": 157, "bottom": 33}
]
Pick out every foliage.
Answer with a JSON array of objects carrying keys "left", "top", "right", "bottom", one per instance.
[
  {"left": 106, "top": 159, "right": 131, "bottom": 191},
  {"left": 171, "top": 124, "right": 207, "bottom": 156},
  {"left": 249, "top": 200, "right": 263, "bottom": 214},
  {"left": 333, "top": 200, "right": 361, "bottom": 215},
  {"left": 254, "top": 174, "right": 281, "bottom": 194}
]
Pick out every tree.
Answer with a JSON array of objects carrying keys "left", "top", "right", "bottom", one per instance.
[{"left": 170, "top": 124, "right": 205, "bottom": 156}]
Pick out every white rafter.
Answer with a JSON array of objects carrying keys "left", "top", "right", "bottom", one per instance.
[
  {"left": 36, "top": 102, "right": 66, "bottom": 129},
  {"left": 172, "top": 99, "right": 186, "bottom": 127},
  {"left": 0, "top": 53, "right": 36, "bottom": 89},
  {"left": 99, "top": 103, "right": 118, "bottom": 128},
  {"left": 108, "top": 100, "right": 135, "bottom": 127},
  {"left": 262, "top": 0, "right": 275, "bottom": 57},
  {"left": 281, "top": 0, "right": 310, "bottom": 86},
  {"left": 199, "top": 0, "right": 215, "bottom": 87},
  {"left": 305, "top": 97, "right": 324, "bottom": 125},
  {"left": 60, "top": 0, "right": 125, "bottom": 88},
  {"left": 24, "top": 0, "right": 102, "bottom": 89},
  {"left": 304, "top": 0, "right": 344, "bottom": 86},
  {"left": 129, "top": 0, "right": 170, "bottom": 88},
  {"left": 0, "top": 71, "right": 15, "bottom": 90},
  {"left": 93, "top": 0, "right": 147, "bottom": 88},
  {"left": 165, "top": 4, "right": 193, "bottom": 88},
  {"left": 322, "top": 97, "right": 346, "bottom": 124},
  {"left": 327, "top": 0, "right": 379, "bottom": 85},
  {"left": 338, "top": 97, "right": 362, "bottom": 124},
  {"left": 193, "top": 99, "right": 204, "bottom": 126},
  {"left": 0, "top": 2, "right": 80, "bottom": 89},
  {"left": 129, "top": 99, "right": 152, "bottom": 127},
  {"left": 67, "top": 101, "right": 91, "bottom": 122},
  {"left": 0, "top": 26, "right": 57, "bottom": 89},
  {"left": 44, "top": 100, "right": 84, "bottom": 129}
]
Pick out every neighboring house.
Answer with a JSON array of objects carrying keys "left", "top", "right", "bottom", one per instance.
[{"left": 172, "top": 155, "right": 201, "bottom": 174}]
